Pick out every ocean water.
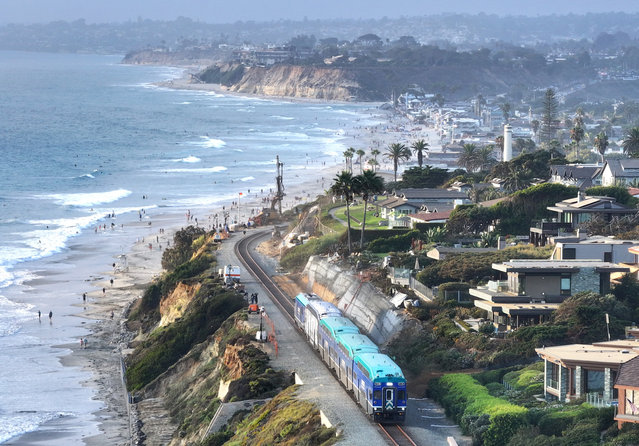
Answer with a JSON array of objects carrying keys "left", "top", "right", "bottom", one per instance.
[{"left": 0, "top": 51, "right": 382, "bottom": 443}]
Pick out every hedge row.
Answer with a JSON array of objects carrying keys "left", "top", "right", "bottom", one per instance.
[{"left": 429, "top": 373, "right": 527, "bottom": 446}]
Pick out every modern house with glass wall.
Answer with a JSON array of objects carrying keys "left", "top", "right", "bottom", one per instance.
[{"left": 470, "top": 259, "right": 629, "bottom": 331}]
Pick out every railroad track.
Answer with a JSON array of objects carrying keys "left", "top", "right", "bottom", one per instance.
[
  {"left": 235, "top": 229, "right": 421, "bottom": 446},
  {"left": 378, "top": 424, "right": 418, "bottom": 446},
  {"left": 234, "top": 229, "right": 295, "bottom": 321}
]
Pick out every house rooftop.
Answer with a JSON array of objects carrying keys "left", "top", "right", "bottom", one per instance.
[
  {"left": 410, "top": 210, "right": 452, "bottom": 222},
  {"left": 393, "top": 188, "right": 469, "bottom": 200},
  {"left": 616, "top": 355, "right": 639, "bottom": 387},
  {"left": 536, "top": 344, "right": 639, "bottom": 366},
  {"left": 494, "top": 259, "right": 630, "bottom": 273}
]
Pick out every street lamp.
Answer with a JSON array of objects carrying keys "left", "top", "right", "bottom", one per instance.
[{"left": 238, "top": 192, "right": 242, "bottom": 225}]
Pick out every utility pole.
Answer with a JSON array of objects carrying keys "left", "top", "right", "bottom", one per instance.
[{"left": 271, "top": 155, "right": 285, "bottom": 214}]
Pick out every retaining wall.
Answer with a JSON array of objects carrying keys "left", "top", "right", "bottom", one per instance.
[{"left": 303, "top": 256, "right": 404, "bottom": 345}]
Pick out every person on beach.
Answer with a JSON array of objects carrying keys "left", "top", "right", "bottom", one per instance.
[
  {"left": 38, "top": 310, "right": 41, "bottom": 321},
  {"left": 110, "top": 310, "right": 114, "bottom": 319},
  {"left": 48, "top": 311, "right": 52, "bottom": 320},
  {"left": 83, "top": 338, "right": 88, "bottom": 348},
  {"left": 102, "top": 287, "right": 106, "bottom": 295},
  {"left": 110, "top": 278, "right": 114, "bottom": 286},
  {"left": 80, "top": 338, "right": 84, "bottom": 348},
  {"left": 82, "top": 292, "right": 86, "bottom": 302}
]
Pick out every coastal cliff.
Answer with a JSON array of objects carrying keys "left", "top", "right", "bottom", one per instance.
[{"left": 198, "top": 63, "right": 366, "bottom": 101}]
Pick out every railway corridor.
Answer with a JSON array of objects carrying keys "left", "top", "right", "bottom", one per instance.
[{"left": 219, "top": 228, "right": 469, "bottom": 445}]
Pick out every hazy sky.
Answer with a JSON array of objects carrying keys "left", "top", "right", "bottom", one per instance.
[{"left": 3, "top": 0, "right": 639, "bottom": 24}]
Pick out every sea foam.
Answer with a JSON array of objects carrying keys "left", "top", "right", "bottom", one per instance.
[{"left": 43, "top": 189, "right": 131, "bottom": 207}]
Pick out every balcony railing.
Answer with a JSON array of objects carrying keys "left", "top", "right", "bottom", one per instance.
[
  {"left": 487, "top": 280, "right": 509, "bottom": 292},
  {"left": 586, "top": 392, "right": 615, "bottom": 408}
]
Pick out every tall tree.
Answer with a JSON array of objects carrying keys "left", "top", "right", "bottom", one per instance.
[
  {"left": 411, "top": 139, "right": 429, "bottom": 168},
  {"left": 367, "top": 158, "right": 379, "bottom": 172},
  {"left": 356, "top": 149, "right": 366, "bottom": 173},
  {"left": 594, "top": 131, "right": 609, "bottom": 163},
  {"left": 353, "top": 170, "right": 384, "bottom": 248},
  {"left": 541, "top": 88, "right": 558, "bottom": 142},
  {"left": 330, "top": 171, "right": 356, "bottom": 253},
  {"left": 500, "top": 102, "right": 511, "bottom": 123},
  {"left": 384, "top": 143, "right": 412, "bottom": 182},
  {"left": 622, "top": 127, "right": 639, "bottom": 158},
  {"left": 476, "top": 145, "right": 497, "bottom": 171},
  {"left": 531, "top": 119, "right": 540, "bottom": 142},
  {"left": 458, "top": 143, "right": 479, "bottom": 172},
  {"left": 343, "top": 147, "right": 355, "bottom": 173}
]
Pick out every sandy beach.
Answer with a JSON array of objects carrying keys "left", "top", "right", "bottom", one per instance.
[{"left": 6, "top": 73, "right": 443, "bottom": 445}]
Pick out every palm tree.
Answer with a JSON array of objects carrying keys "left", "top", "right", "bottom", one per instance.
[
  {"left": 531, "top": 119, "right": 540, "bottom": 143},
  {"left": 476, "top": 145, "right": 496, "bottom": 172},
  {"left": 503, "top": 165, "right": 532, "bottom": 192},
  {"left": 500, "top": 103, "right": 511, "bottom": 123},
  {"left": 353, "top": 170, "right": 384, "bottom": 248},
  {"left": 570, "top": 125, "right": 585, "bottom": 148},
  {"left": 370, "top": 148, "right": 380, "bottom": 162},
  {"left": 330, "top": 171, "right": 355, "bottom": 253},
  {"left": 594, "top": 131, "right": 609, "bottom": 163},
  {"left": 343, "top": 147, "right": 355, "bottom": 173},
  {"left": 622, "top": 127, "right": 639, "bottom": 158},
  {"left": 367, "top": 158, "right": 379, "bottom": 172},
  {"left": 356, "top": 149, "right": 366, "bottom": 173},
  {"left": 411, "top": 139, "right": 429, "bottom": 168},
  {"left": 458, "top": 143, "right": 478, "bottom": 172},
  {"left": 384, "top": 143, "right": 411, "bottom": 182}
]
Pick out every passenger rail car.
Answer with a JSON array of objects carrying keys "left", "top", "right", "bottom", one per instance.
[
  {"left": 318, "top": 316, "right": 360, "bottom": 364},
  {"left": 293, "top": 293, "right": 407, "bottom": 424}
]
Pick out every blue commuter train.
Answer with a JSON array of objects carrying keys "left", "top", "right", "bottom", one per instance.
[{"left": 293, "top": 293, "right": 407, "bottom": 423}]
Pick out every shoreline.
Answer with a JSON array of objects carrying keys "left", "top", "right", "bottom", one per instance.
[{"left": 6, "top": 69, "right": 440, "bottom": 445}]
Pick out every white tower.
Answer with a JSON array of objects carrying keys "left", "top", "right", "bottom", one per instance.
[{"left": 503, "top": 124, "right": 513, "bottom": 162}]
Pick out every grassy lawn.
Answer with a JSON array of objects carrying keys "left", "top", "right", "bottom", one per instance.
[{"left": 334, "top": 203, "right": 389, "bottom": 228}]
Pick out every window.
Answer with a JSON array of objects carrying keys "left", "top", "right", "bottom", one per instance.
[
  {"left": 548, "top": 362, "right": 560, "bottom": 389},
  {"left": 373, "top": 390, "right": 381, "bottom": 400},
  {"left": 563, "top": 248, "right": 576, "bottom": 259},
  {"left": 397, "top": 390, "right": 406, "bottom": 401},
  {"left": 560, "top": 276, "right": 571, "bottom": 295},
  {"left": 604, "top": 251, "right": 612, "bottom": 262}
]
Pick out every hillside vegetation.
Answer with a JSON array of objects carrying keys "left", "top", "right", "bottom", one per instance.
[{"left": 124, "top": 227, "right": 331, "bottom": 445}]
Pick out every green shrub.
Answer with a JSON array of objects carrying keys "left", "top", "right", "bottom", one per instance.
[
  {"left": 367, "top": 229, "right": 421, "bottom": 253},
  {"left": 280, "top": 233, "right": 340, "bottom": 271},
  {"left": 538, "top": 410, "right": 578, "bottom": 436},
  {"left": 430, "top": 374, "right": 528, "bottom": 446},
  {"left": 561, "top": 420, "right": 600, "bottom": 446}
]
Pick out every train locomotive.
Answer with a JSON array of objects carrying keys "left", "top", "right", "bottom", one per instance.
[{"left": 294, "top": 293, "right": 407, "bottom": 424}]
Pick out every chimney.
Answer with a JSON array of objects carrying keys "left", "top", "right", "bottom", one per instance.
[{"left": 503, "top": 124, "right": 513, "bottom": 162}]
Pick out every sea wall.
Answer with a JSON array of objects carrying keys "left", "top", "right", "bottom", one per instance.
[{"left": 303, "top": 256, "right": 404, "bottom": 345}]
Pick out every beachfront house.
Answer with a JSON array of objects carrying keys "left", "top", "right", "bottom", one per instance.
[
  {"left": 599, "top": 159, "right": 639, "bottom": 186},
  {"left": 530, "top": 193, "right": 636, "bottom": 247},
  {"left": 470, "top": 259, "right": 629, "bottom": 331},
  {"left": 378, "top": 188, "right": 469, "bottom": 228},
  {"left": 536, "top": 340, "right": 639, "bottom": 404},
  {"left": 549, "top": 163, "right": 602, "bottom": 190},
  {"left": 551, "top": 235, "right": 637, "bottom": 264}
]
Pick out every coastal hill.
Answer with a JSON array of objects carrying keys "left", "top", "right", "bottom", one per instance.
[{"left": 187, "top": 49, "right": 592, "bottom": 102}]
